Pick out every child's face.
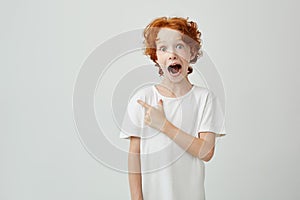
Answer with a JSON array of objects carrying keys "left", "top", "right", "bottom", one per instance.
[{"left": 155, "top": 28, "right": 194, "bottom": 82}]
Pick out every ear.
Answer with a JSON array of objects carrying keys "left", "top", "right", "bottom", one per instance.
[{"left": 190, "top": 49, "right": 197, "bottom": 62}]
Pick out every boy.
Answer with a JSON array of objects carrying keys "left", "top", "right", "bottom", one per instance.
[{"left": 120, "top": 16, "right": 226, "bottom": 200}]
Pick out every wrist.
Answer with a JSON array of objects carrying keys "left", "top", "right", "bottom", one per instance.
[
  {"left": 161, "top": 120, "right": 178, "bottom": 138},
  {"left": 161, "top": 119, "right": 169, "bottom": 133}
]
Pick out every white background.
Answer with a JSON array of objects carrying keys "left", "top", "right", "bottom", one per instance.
[{"left": 1, "top": 0, "right": 300, "bottom": 199}]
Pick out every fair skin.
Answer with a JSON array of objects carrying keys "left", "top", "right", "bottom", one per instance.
[
  {"left": 128, "top": 137, "right": 143, "bottom": 200},
  {"left": 128, "top": 28, "right": 216, "bottom": 200}
]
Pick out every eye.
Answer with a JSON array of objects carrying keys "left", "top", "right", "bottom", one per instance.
[
  {"left": 158, "top": 46, "right": 167, "bottom": 52},
  {"left": 176, "top": 44, "right": 184, "bottom": 49}
]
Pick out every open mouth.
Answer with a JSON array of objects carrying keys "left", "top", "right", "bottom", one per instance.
[{"left": 167, "top": 64, "right": 182, "bottom": 75}]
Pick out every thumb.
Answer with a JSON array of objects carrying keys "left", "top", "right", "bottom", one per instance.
[{"left": 157, "top": 99, "right": 164, "bottom": 110}]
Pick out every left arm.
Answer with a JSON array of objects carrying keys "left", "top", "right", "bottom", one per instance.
[
  {"left": 162, "top": 120, "right": 216, "bottom": 161},
  {"left": 138, "top": 99, "right": 216, "bottom": 161}
]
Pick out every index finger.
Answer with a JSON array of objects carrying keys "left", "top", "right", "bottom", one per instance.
[{"left": 137, "top": 99, "right": 152, "bottom": 109}]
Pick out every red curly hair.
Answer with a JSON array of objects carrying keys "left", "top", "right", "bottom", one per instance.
[{"left": 143, "top": 17, "right": 203, "bottom": 75}]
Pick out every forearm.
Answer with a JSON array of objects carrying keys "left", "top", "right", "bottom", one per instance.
[
  {"left": 161, "top": 120, "right": 214, "bottom": 159},
  {"left": 128, "top": 152, "right": 143, "bottom": 200}
]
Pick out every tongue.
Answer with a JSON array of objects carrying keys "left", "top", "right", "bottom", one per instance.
[
  {"left": 168, "top": 64, "right": 181, "bottom": 74},
  {"left": 170, "top": 67, "right": 179, "bottom": 73}
]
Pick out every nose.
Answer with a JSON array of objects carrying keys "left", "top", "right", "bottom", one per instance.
[{"left": 168, "top": 53, "right": 177, "bottom": 60}]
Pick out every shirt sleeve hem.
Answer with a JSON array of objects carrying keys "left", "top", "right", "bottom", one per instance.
[
  {"left": 119, "top": 131, "right": 141, "bottom": 139},
  {"left": 197, "top": 129, "right": 227, "bottom": 137}
]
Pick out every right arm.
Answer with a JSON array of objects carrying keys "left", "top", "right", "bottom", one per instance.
[{"left": 128, "top": 136, "right": 143, "bottom": 200}]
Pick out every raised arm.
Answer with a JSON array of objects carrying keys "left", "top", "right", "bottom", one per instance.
[
  {"left": 128, "top": 136, "right": 143, "bottom": 200},
  {"left": 137, "top": 99, "right": 216, "bottom": 161}
]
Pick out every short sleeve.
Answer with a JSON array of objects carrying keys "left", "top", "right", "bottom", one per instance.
[
  {"left": 119, "top": 93, "right": 144, "bottom": 139},
  {"left": 198, "top": 91, "right": 226, "bottom": 137}
]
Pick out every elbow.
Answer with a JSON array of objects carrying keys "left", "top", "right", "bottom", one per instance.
[
  {"left": 202, "top": 154, "right": 214, "bottom": 162},
  {"left": 199, "top": 147, "right": 215, "bottom": 162}
]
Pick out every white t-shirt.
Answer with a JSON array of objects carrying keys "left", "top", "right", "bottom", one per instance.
[{"left": 120, "top": 84, "right": 226, "bottom": 200}]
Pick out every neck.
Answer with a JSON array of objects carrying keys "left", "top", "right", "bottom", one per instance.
[{"left": 159, "top": 77, "right": 193, "bottom": 97}]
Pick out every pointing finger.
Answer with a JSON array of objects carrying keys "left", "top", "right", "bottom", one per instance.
[{"left": 137, "top": 99, "right": 152, "bottom": 109}]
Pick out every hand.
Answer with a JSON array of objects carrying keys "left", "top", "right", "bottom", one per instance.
[{"left": 137, "top": 99, "right": 168, "bottom": 131}]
